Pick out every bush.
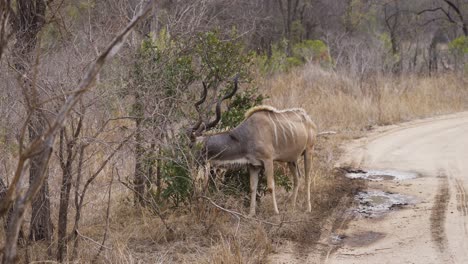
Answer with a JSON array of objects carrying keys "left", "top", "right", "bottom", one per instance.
[
  {"left": 254, "top": 39, "right": 331, "bottom": 74},
  {"left": 160, "top": 148, "right": 193, "bottom": 207},
  {"left": 449, "top": 36, "right": 468, "bottom": 72},
  {"left": 292, "top": 39, "right": 330, "bottom": 64},
  {"left": 449, "top": 36, "right": 468, "bottom": 55},
  {"left": 129, "top": 29, "right": 263, "bottom": 207}
]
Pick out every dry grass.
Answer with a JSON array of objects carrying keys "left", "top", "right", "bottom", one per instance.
[
  {"left": 14, "top": 64, "right": 468, "bottom": 263},
  {"left": 51, "top": 137, "right": 359, "bottom": 263},
  {"left": 260, "top": 64, "right": 468, "bottom": 133}
]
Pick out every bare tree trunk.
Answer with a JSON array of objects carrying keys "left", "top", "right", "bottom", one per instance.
[
  {"left": 384, "top": 1, "right": 402, "bottom": 75},
  {"left": 429, "top": 38, "right": 438, "bottom": 74},
  {"left": 3, "top": 146, "right": 53, "bottom": 264},
  {"left": 0, "top": 176, "right": 14, "bottom": 236},
  {"left": 0, "top": 0, "right": 11, "bottom": 61},
  {"left": 133, "top": 90, "right": 147, "bottom": 205},
  {"left": 9, "top": 0, "right": 52, "bottom": 243},
  {"left": 71, "top": 145, "right": 85, "bottom": 260},
  {"left": 28, "top": 117, "right": 53, "bottom": 242},
  {"left": 57, "top": 156, "right": 72, "bottom": 262},
  {"left": 57, "top": 117, "right": 82, "bottom": 262}
]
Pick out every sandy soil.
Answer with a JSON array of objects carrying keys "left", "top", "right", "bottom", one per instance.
[{"left": 329, "top": 111, "right": 468, "bottom": 264}]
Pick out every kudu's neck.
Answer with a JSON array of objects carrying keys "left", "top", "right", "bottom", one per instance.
[{"left": 202, "top": 130, "right": 246, "bottom": 162}]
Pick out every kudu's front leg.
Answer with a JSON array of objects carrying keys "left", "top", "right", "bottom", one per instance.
[
  {"left": 264, "top": 160, "right": 279, "bottom": 214},
  {"left": 248, "top": 165, "right": 261, "bottom": 216}
]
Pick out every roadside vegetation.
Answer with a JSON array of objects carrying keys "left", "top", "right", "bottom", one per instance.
[{"left": 0, "top": 0, "right": 467, "bottom": 263}]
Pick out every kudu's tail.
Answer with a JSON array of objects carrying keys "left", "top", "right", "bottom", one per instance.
[{"left": 317, "top": 131, "right": 337, "bottom": 137}]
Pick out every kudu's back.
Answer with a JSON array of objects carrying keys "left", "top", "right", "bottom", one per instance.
[{"left": 233, "top": 105, "right": 317, "bottom": 163}]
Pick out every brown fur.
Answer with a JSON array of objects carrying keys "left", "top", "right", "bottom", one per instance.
[{"left": 199, "top": 105, "right": 317, "bottom": 215}]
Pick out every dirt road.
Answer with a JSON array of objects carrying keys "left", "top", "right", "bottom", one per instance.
[{"left": 330, "top": 112, "right": 468, "bottom": 264}]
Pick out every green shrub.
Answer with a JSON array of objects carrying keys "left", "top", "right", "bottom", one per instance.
[
  {"left": 220, "top": 88, "right": 265, "bottom": 128},
  {"left": 254, "top": 39, "right": 331, "bottom": 74},
  {"left": 160, "top": 153, "right": 193, "bottom": 207},
  {"left": 449, "top": 36, "right": 468, "bottom": 55},
  {"left": 292, "top": 39, "right": 330, "bottom": 64},
  {"left": 129, "top": 29, "right": 264, "bottom": 207}
]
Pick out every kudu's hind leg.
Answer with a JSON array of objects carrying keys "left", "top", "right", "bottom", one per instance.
[
  {"left": 288, "top": 162, "right": 300, "bottom": 210},
  {"left": 264, "top": 160, "right": 279, "bottom": 214},
  {"left": 248, "top": 165, "right": 261, "bottom": 216},
  {"left": 304, "top": 150, "right": 313, "bottom": 212}
]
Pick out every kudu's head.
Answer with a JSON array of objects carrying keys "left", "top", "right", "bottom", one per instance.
[{"left": 188, "top": 76, "right": 239, "bottom": 162}]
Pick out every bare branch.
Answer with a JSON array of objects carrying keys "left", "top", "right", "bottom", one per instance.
[
  {"left": 116, "top": 168, "right": 173, "bottom": 232},
  {"left": 205, "top": 75, "right": 239, "bottom": 130},
  {"left": 443, "top": 0, "right": 467, "bottom": 36},
  {"left": 417, "top": 6, "right": 456, "bottom": 24},
  {"left": 75, "top": 230, "right": 112, "bottom": 251},
  {"left": 0, "top": 2, "right": 155, "bottom": 262},
  {"left": 199, "top": 196, "right": 306, "bottom": 227}
]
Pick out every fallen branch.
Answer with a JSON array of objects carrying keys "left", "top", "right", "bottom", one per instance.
[
  {"left": 198, "top": 196, "right": 305, "bottom": 228},
  {"left": 75, "top": 230, "right": 112, "bottom": 251}
]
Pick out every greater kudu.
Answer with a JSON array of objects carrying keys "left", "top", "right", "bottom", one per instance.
[{"left": 190, "top": 78, "right": 317, "bottom": 215}]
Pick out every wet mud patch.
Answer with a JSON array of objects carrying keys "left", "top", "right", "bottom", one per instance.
[
  {"left": 270, "top": 168, "right": 365, "bottom": 261},
  {"left": 342, "top": 167, "right": 418, "bottom": 182},
  {"left": 343, "top": 231, "right": 386, "bottom": 247},
  {"left": 355, "top": 190, "right": 415, "bottom": 218},
  {"left": 430, "top": 174, "right": 449, "bottom": 251}
]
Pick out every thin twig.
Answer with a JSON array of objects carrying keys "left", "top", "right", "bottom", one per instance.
[
  {"left": 116, "top": 169, "right": 173, "bottom": 232},
  {"left": 75, "top": 230, "right": 112, "bottom": 251},
  {"left": 198, "top": 196, "right": 305, "bottom": 227}
]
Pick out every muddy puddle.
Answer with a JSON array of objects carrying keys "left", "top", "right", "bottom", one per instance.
[
  {"left": 345, "top": 168, "right": 418, "bottom": 181},
  {"left": 355, "top": 190, "right": 415, "bottom": 218},
  {"left": 330, "top": 231, "right": 385, "bottom": 247}
]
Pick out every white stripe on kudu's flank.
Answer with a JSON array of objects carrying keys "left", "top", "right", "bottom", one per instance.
[
  {"left": 283, "top": 113, "right": 297, "bottom": 144},
  {"left": 275, "top": 114, "right": 288, "bottom": 144},
  {"left": 268, "top": 113, "right": 279, "bottom": 146},
  {"left": 292, "top": 111, "right": 307, "bottom": 131}
]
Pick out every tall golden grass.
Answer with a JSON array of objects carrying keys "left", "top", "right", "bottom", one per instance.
[{"left": 260, "top": 64, "right": 468, "bottom": 132}]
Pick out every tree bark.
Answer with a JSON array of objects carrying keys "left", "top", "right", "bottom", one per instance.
[
  {"left": 28, "top": 116, "right": 53, "bottom": 242},
  {"left": 429, "top": 37, "right": 438, "bottom": 74},
  {"left": 133, "top": 89, "right": 147, "bottom": 205},
  {"left": 57, "top": 117, "right": 82, "bottom": 262},
  {"left": 9, "top": 0, "right": 53, "bottom": 243},
  {"left": 384, "top": 2, "right": 402, "bottom": 75}
]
